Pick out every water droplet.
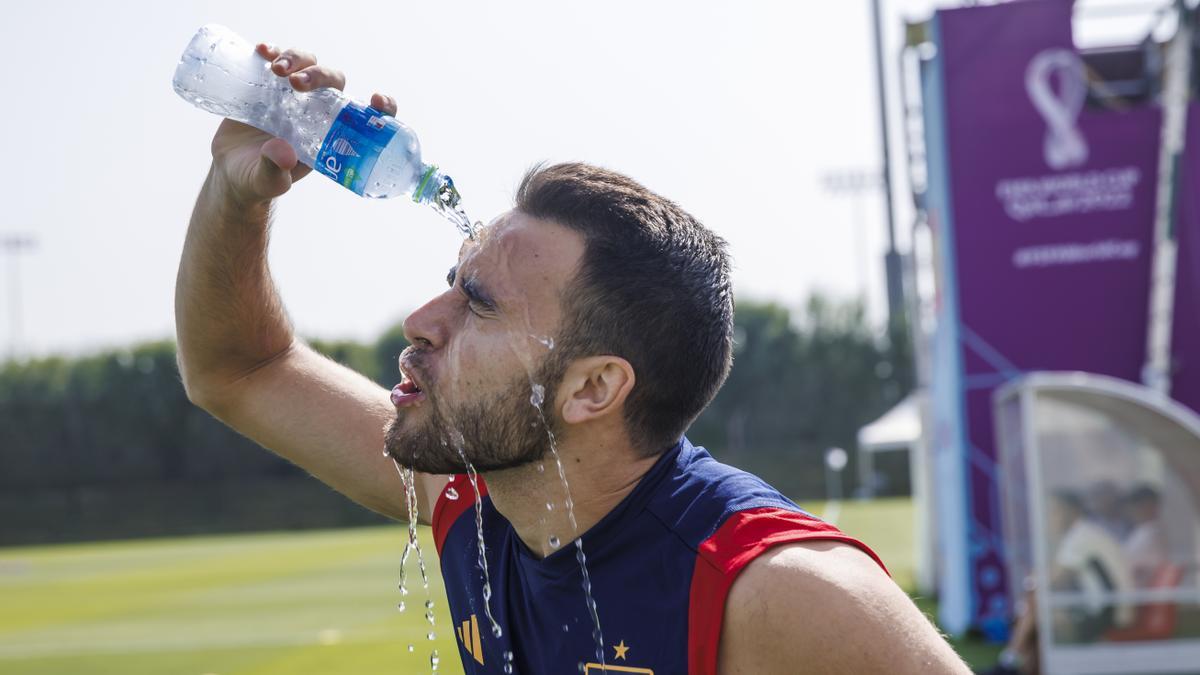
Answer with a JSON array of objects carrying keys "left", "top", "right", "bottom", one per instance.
[
  {"left": 427, "top": 631, "right": 436, "bottom": 640},
  {"left": 529, "top": 383, "right": 545, "bottom": 408},
  {"left": 431, "top": 650, "right": 440, "bottom": 668},
  {"left": 546, "top": 501, "right": 555, "bottom": 511},
  {"left": 445, "top": 487, "right": 459, "bottom": 500},
  {"left": 407, "top": 644, "right": 414, "bottom": 653},
  {"left": 505, "top": 650, "right": 513, "bottom": 661},
  {"left": 397, "top": 601, "right": 406, "bottom": 612},
  {"left": 400, "top": 585, "right": 409, "bottom": 596},
  {"left": 504, "top": 665, "right": 513, "bottom": 674},
  {"left": 492, "top": 623, "right": 503, "bottom": 638},
  {"left": 563, "top": 623, "right": 570, "bottom": 632},
  {"left": 548, "top": 535, "right": 561, "bottom": 549},
  {"left": 537, "top": 463, "right": 545, "bottom": 473},
  {"left": 425, "top": 599, "right": 434, "bottom": 609}
]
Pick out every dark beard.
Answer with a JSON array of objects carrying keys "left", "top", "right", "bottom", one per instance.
[{"left": 383, "top": 353, "right": 565, "bottom": 474}]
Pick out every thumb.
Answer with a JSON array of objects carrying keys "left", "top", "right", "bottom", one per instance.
[{"left": 250, "top": 138, "right": 299, "bottom": 199}]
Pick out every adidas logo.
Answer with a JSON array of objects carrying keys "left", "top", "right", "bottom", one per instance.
[{"left": 456, "top": 614, "right": 484, "bottom": 665}]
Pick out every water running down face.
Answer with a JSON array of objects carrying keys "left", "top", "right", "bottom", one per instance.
[{"left": 383, "top": 212, "right": 586, "bottom": 473}]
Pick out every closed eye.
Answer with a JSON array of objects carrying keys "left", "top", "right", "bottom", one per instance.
[
  {"left": 447, "top": 264, "right": 497, "bottom": 317},
  {"left": 462, "top": 278, "right": 497, "bottom": 315}
]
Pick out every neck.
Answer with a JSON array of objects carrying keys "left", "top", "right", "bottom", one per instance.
[{"left": 482, "top": 431, "right": 661, "bottom": 558}]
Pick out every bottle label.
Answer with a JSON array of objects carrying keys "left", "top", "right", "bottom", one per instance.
[{"left": 316, "top": 101, "right": 400, "bottom": 194}]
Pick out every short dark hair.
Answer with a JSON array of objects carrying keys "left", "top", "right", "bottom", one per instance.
[{"left": 516, "top": 162, "right": 734, "bottom": 455}]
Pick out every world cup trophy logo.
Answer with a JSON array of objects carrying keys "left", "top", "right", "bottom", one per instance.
[{"left": 1025, "top": 48, "right": 1089, "bottom": 170}]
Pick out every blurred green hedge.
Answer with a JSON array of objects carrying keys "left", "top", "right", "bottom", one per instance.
[{"left": 0, "top": 297, "right": 911, "bottom": 544}]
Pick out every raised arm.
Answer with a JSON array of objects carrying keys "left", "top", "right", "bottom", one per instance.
[{"left": 174, "top": 43, "right": 444, "bottom": 523}]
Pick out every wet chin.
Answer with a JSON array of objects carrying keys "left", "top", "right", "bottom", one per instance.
[
  {"left": 383, "top": 401, "right": 552, "bottom": 474},
  {"left": 383, "top": 415, "right": 464, "bottom": 474}
]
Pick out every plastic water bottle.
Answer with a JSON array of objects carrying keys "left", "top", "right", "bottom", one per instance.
[{"left": 172, "top": 24, "right": 464, "bottom": 218}]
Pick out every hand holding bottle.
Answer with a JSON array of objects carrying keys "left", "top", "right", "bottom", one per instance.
[
  {"left": 204, "top": 41, "right": 400, "bottom": 208},
  {"left": 176, "top": 25, "right": 455, "bottom": 209}
]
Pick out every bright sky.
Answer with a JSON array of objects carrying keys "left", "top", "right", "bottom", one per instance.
[{"left": 0, "top": 0, "right": 1160, "bottom": 357}]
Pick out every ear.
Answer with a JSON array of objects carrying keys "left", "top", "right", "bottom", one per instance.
[{"left": 558, "top": 355, "right": 636, "bottom": 426}]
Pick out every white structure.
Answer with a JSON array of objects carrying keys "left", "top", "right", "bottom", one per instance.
[{"left": 994, "top": 373, "right": 1200, "bottom": 674}]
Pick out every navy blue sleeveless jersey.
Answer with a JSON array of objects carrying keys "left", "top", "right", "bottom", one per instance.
[{"left": 432, "top": 438, "right": 885, "bottom": 674}]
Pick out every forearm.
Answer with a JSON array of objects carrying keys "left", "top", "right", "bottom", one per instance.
[{"left": 175, "top": 166, "right": 294, "bottom": 399}]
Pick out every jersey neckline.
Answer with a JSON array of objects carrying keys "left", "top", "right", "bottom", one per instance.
[{"left": 504, "top": 438, "right": 689, "bottom": 580}]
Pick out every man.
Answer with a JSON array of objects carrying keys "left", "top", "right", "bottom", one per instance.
[
  {"left": 1050, "top": 491, "right": 1134, "bottom": 642},
  {"left": 175, "top": 41, "right": 969, "bottom": 674},
  {"left": 1121, "top": 485, "right": 1168, "bottom": 587},
  {"left": 1086, "top": 482, "right": 1131, "bottom": 541}
]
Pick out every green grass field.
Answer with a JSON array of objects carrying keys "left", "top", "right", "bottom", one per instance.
[{"left": 0, "top": 498, "right": 998, "bottom": 674}]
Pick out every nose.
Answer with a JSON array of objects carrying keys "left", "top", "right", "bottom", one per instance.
[{"left": 403, "top": 290, "right": 454, "bottom": 350}]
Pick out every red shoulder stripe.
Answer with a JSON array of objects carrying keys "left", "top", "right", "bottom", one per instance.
[
  {"left": 687, "top": 507, "right": 887, "bottom": 675},
  {"left": 432, "top": 476, "right": 488, "bottom": 557}
]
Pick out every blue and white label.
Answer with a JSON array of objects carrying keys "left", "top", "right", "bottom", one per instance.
[{"left": 316, "top": 101, "right": 400, "bottom": 194}]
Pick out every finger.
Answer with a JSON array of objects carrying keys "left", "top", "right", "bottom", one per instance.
[
  {"left": 271, "top": 48, "right": 317, "bottom": 76},
  {"left": 255, "top": 43, "right": 280, "bottom": 60},
  {"left": 290, "top": 64, "right": 346, "bottom": 92},
  {"left": 252, "top": 138, "right": 298, "bottom": 198},
  {"left": 370, "top": 93, "right": 398, "bottom": 116}
]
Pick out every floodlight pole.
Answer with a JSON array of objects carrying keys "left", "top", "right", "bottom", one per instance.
[
  {"left": 821, "top": 170, "right": 880, "bottom": 309},
  {"left": 1, "top": 235, "right": 36, "bottom": 361},
  {"left": 871, "top": 0, "right": 906, "bottom": 331}
]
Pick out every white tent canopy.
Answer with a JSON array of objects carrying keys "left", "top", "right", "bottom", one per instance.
[{"left": 858, "top": 391, "right": 923, "bottom": 453}]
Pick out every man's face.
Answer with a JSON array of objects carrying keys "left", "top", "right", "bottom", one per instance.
[{"left": 383, "top": 211, "right": 586, "bottom": 473}]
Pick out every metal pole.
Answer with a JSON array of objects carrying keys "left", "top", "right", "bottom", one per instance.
[
  {"left": 871, "top": 0, "right": 906, "bottom": 329},
  {"left": 1143, "top": 0, "right": 1193, "bottom": 395}
]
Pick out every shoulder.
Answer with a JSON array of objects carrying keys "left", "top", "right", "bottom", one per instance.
[{"left": 718, "top": 540, "right": 969, "bottom": 674}]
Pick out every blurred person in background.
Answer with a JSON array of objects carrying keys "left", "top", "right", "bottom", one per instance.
[
  {"left": 980, "top": 490, "right": 1134, "bottom": 675},
  {"left": 1086, "top": 481, "right": 1131, "bottom": 541},
  {"left": 1122, "top": 485, "right": 1168, "bottom": 587},
  {"left": 1050, "top": 490, "right": 1135, "bottom": 640}
]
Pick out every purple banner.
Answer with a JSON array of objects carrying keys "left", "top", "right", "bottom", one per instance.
[{"left": 928, "top": 0, "right": 1160, "bottom": 634}]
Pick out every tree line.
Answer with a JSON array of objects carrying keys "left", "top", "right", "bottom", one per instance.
[{"left": 0, "top": 297, "right": 911, "bottom": 544}]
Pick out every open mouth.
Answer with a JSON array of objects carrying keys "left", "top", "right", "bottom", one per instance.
[
  {"left": 397, "top": 376, "right": 422, "bottom": 395},
  {"left": 391, "top": 362, "right": 427, "bottom": 408}
]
